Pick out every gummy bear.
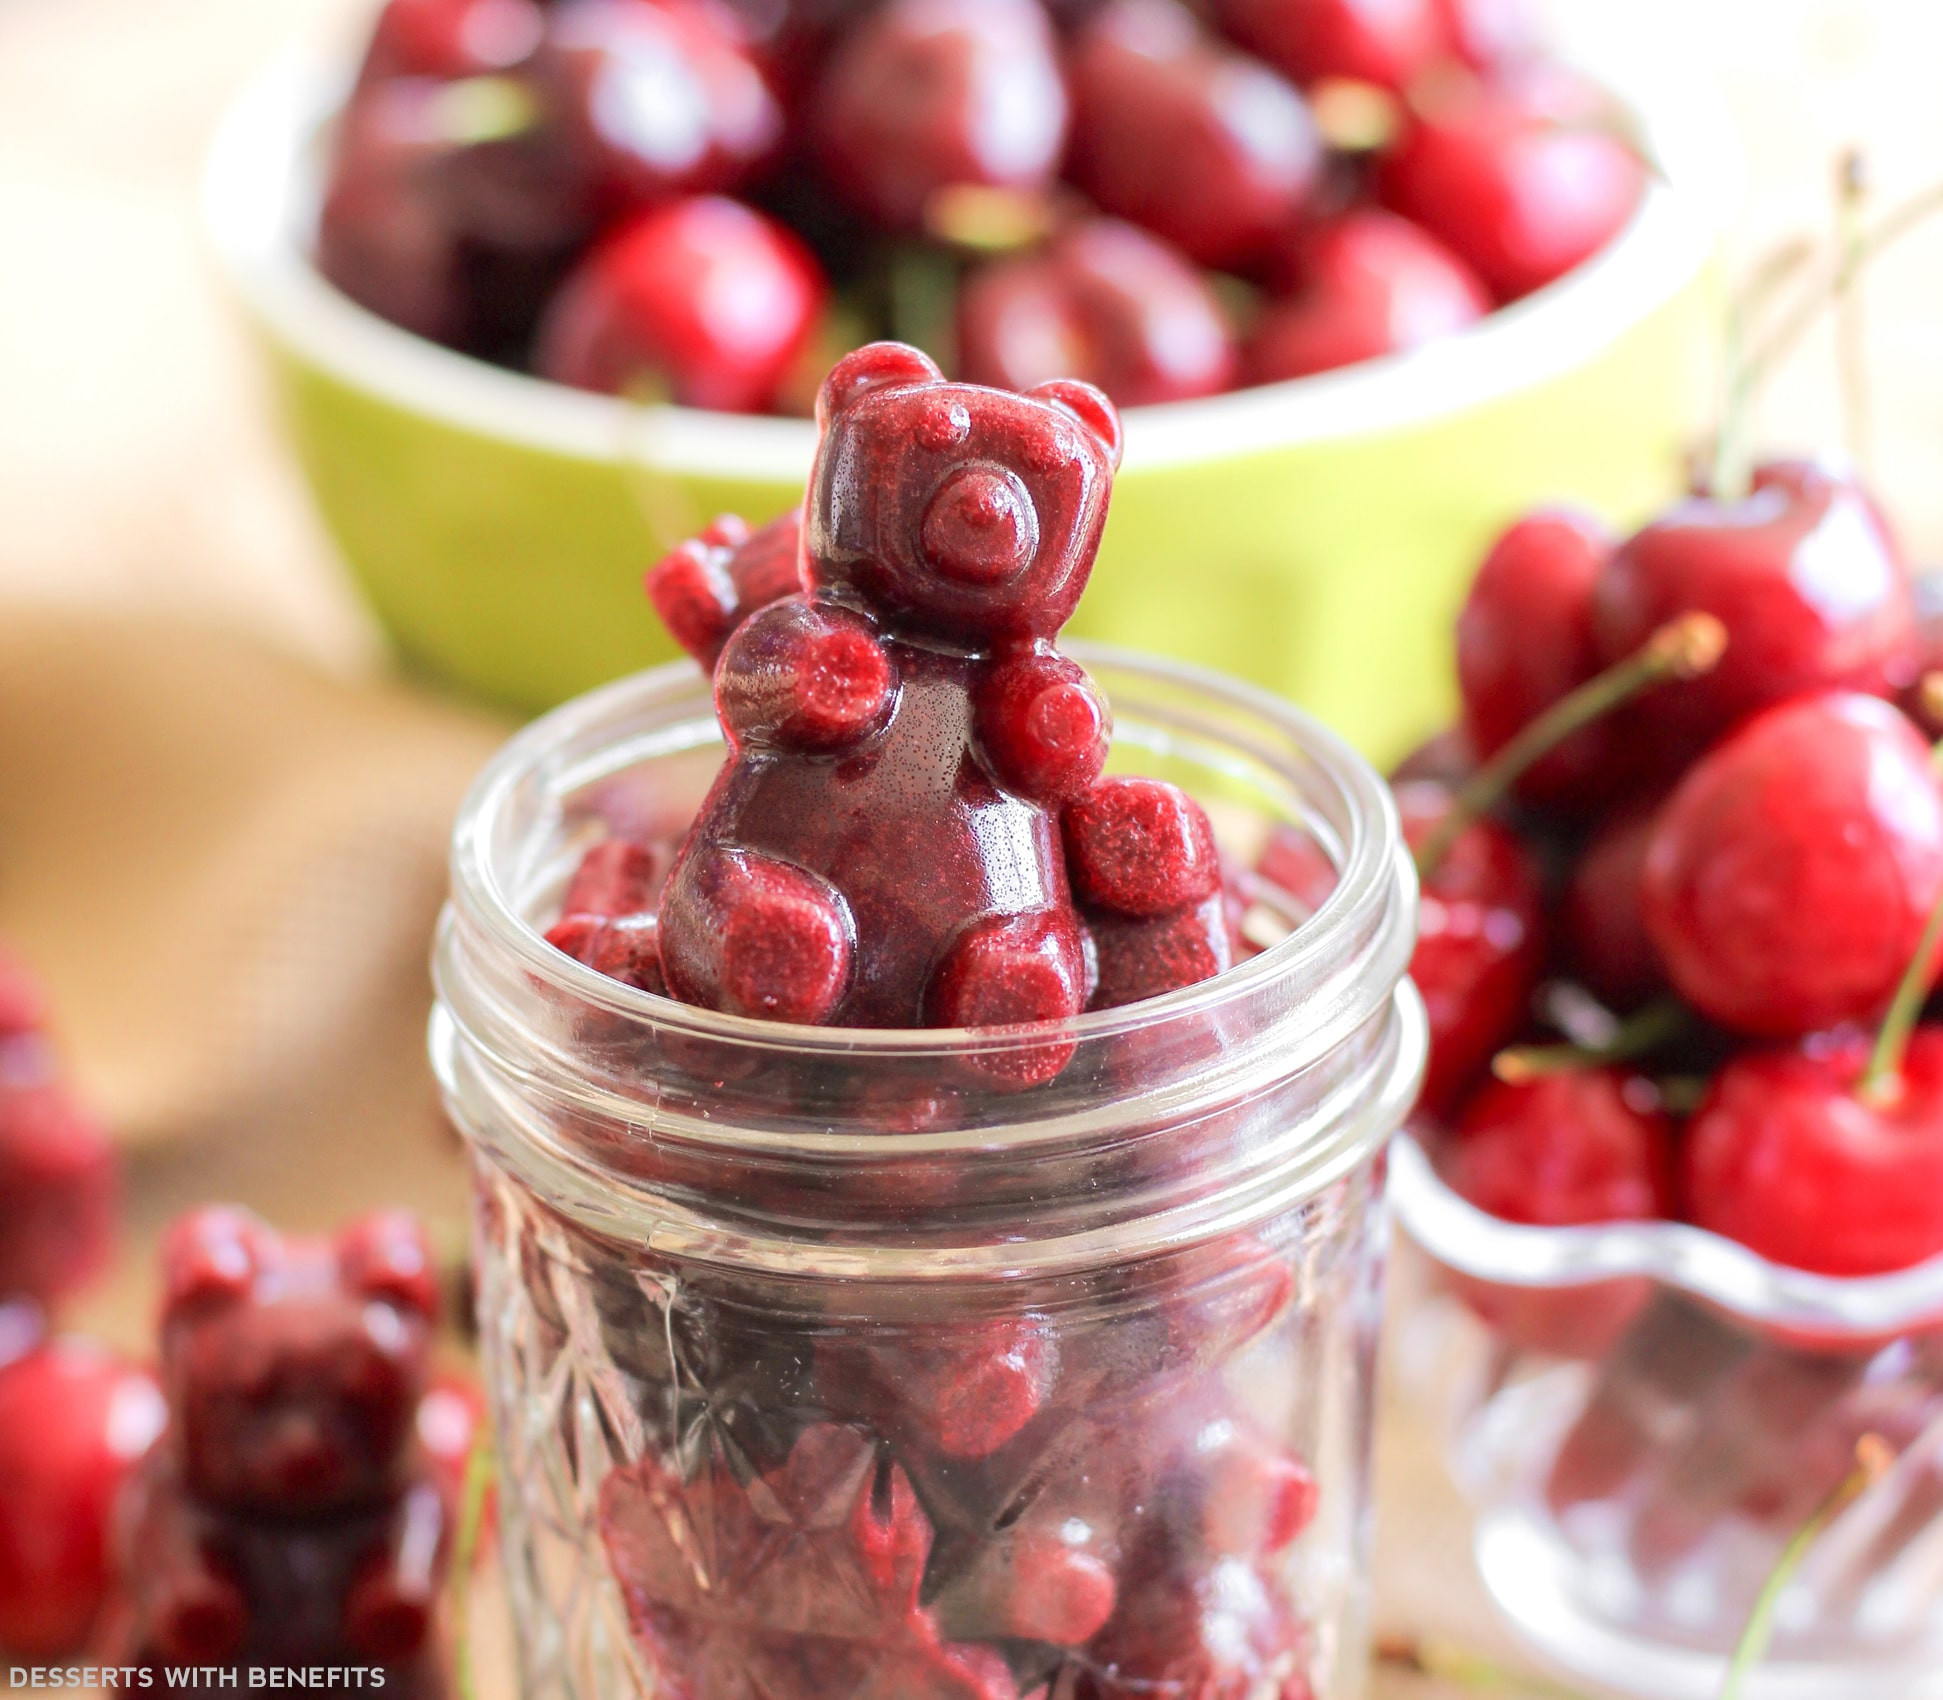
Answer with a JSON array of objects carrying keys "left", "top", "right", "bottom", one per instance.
[
  {"left": 99, "top": 1208, "right": 451, "bottom": 1692},
  {"left": 656, "top": 343, "right": 1123, "bottom": 1073}
]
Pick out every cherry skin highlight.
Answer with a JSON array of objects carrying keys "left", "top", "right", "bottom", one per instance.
[
  {"left": 1641, "top": 692, "right": 1943, "bottom": 1040},
  {"left": 1216, "top": 0, "right": 1448, "bottom": 91}
]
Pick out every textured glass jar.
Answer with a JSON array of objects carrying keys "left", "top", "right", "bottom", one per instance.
[
  {"left": 431, "top": 647, "right": 1423, "bottom": 1700},
  {"left": 1393, "top": 1133, "right": 1943, "bottom": 1700}
]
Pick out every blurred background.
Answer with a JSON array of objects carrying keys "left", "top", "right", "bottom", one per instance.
[{"left": 5, "top": 0, "right": 1943, "bottom": 1692}]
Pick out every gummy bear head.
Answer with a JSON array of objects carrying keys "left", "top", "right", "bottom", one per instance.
[
  {"left": 159, "top": 1206, "right": 437, "bottom": 1517},
  {"left": 805, "top": 343, "right": 1122, "bottom": 647}
]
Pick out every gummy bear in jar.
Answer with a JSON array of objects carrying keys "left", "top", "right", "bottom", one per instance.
[{"left": 431, "top": 647, "right": 1421, "bottom": 1700}]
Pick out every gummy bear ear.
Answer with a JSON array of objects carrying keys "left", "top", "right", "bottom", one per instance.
[
  {"left": 1027, "top": 380, "right": 1124, "bottom": 473},
  {"left": 338, "top": 1211, "right": 440, "bottom": 1324},
  {"left": 817, "top": 342, "right": 944, "bottom": 429},
  {"left": 161, "top": 1207, "right": 277, "bottom": 1317}
]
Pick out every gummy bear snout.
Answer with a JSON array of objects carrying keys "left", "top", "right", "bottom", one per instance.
[{"left": 921, "top": 463, "right": 1039, "bottom": 587}]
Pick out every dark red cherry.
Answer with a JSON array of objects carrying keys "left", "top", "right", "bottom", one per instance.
[
  {"left": 1399, "top": 779, "right": 1548, "bottom": 1119},
  {"left": 1246, "top": 208, "right": 1487, "bottom": 383},
  {"left": 535, "top": 196, "right": 825, "bottom": 409},
  {"left": 0, "top": 1340, "right": 165, "bottom": 1656},
  {"left": 1444, "top": 1068, "right": 1674, "bottom": 1226},
  {"left": 957, "top": 218, "right": 1237, "bottom": 407},
  {"left": 1376, "top": 75, "right": 1642, "bottom": 301},
  {"left": 1560, "top": 802, "right": 1665, "bottom": 1010},
  {"left": 358, "top": 0, "right": 546, "bottom": 85},
  {"left": 1643, "top": 693, "right": 1943, "bottom": 1040},
  {"left": 534, "top": 0, "right": 783, "bottom": 214},
  {"left": 1215, "top": 0, "right": 1447, "bottom": 91},
  {"left": 1683, "top": 1030, "right": 1943, "bottom": 1275},
  {"left": 1067, "top": 0, "right": 1321, "bottom": 271},
  {"left": 317, "top": 76, "right": 590, "bottom": 357},
  {"left": 811, "top": 0, "right": 1069, "bottom": 230},
  {"left": 1591, "top": 461, "right": 1918, "bottom": 767},
  {"left": 0, "top": 1073, "right": 117, "bottom": 1313},
  {"left": 1454, "top": 507, "right": 1623, "bottom": 814}
]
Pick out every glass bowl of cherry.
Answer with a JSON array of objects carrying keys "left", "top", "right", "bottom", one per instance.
[
  {"left": 206, "top": 0, "right": 1732, "bottom": 751},
  {"left": 1382, "top": 464, "right": 1943, "bottom": 1699}
]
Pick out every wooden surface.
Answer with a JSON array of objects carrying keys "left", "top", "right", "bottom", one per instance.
[{"left": 8, "top": 0, "right": 1943, "bottom": 1693}]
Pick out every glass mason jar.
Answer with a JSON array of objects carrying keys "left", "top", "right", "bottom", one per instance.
[
  {"left": 1392, "top": 1132, "right": 1943, "bottom": 1700},
  {"left": 430, "top": 646, "right": 1423, "bottom": 1700}
]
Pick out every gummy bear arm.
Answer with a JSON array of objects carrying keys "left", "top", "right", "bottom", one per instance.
[
  {"left": 975, "top": 649, "right": 1111, "bottom": 805},
  {"left": 716, "top": 598, "right": 896, "bottom": 754},
  {"left": 123, "top": 1485, "right": 248, "bottom": 1660}
]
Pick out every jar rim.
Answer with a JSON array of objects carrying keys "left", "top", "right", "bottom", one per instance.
[{"left": 447, "top": 640, "right": 1412, "bottom": 1060}]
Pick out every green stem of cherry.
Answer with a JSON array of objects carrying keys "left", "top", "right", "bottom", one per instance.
[
  {"left": 1493, "top": 998, "right": 1687, "bottom": 1085},
  {"left": 1413, "top": 613, "right": 1727, "bottom": 882},
  {"left": 1857, "top": 884, "right": 1943, "bottom": 1105}
]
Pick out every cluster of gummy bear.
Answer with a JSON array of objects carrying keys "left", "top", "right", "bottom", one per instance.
[
  {"left": 550, "top": 343, "right": 1241, "bottom": 1082},
  {"left": 511, "top": 1194, "right": 1321, "bottom": 1700},
  {"left": 0, "top": 948, "right": 157, "bottom": 1659},
  {"left": 95, "top": 1208, "right": 456, "bottom": 1686},
  {"left": 318, "top": 0, "right": 1642, "bottom": 413}
]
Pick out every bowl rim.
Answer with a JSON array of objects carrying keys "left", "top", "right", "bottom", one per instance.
[
  {"left": 1390, "top": 1130, "right": 1943, "bottom": 1336},
  {"left": 204, "top": 27, "right": 1739, "bottom": 481}
]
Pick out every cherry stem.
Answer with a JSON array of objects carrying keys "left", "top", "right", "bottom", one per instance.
[
  {"left": 1493, "top": 998, "right": 1687, "bottom": 1086},
  {"left": 450, "top": 1430, "right": 497, "bottom": 1700},
  {"left": 1718, "top": 173, "right": 1943, "bottom": 498},
  {"left": 1413, "top": 613, "right": 1729, "bottom": 880},
  {"left": 1857, "top": 882, "right": 1943, "bottom": 1103},
  {"left": 1720, "top": 1434, "right": 1893, "bottom": 1700},
  {"left": 1835, "top": 152, "right": 1873, "bottom": 473}
]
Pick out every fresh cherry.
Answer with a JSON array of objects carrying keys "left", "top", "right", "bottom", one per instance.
[
  {"left": 1683, "top": 1029, "right": 1943, "bottom": 1275},
  {"left": 535, "top": 196, "right": 825, "bottom": 408},
  {"left": 1642, "top": 692, "right": 1943, "bottom": 1040},
  {"left": 1444, "top": 1068, "right": 1674, "bottom": 1227},
  {"left": 357, "top": 0, "right": 546, "bottom": 85},
  {"left": 1067, "top": 0, "right": 1322, "bottom": 270},
  {"left": 0, "top": 1066, "right": 117, "bottom": 1314},
  {"left": 533, "top": 0, "right": 784, "bottom": 215},
  {"left": 1560, "top": 802, "right": 1665, "bottom": 1011},
  {"left": 1432, "top": 0, "right": 1537, "bottom": 71},
  {"left": 1452, "top": 508, "right": 1622, "bottom": 814},
  {"left": 1215, "top": 0, "right": 1447, "bottom": 92},
  {"left": 1376, "top": 73, "right": 1642, "bottom": 302},
  {"left": 1399, "top": 779, "right": 1548, "bottom": 1119},
  {"left": 811, "top": 0, "right": 1070, "bottom": 230},
  {"left": 0, "top": 1340, "right": 165, "bottom": 1656},
  {"left": 958, "top": 218, "right": 1237, "bottom": 406},
  {"left": 1246, "top": 208, "right": 1488, "bottom": 383},
  {"left": 1591, "top": 461, "right": 1919, "bottom": 768}
]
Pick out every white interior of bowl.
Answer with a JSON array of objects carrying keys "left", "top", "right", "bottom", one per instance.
[
  {"left": 205, "top": 23, "right": 1739, "bottom": 481},
  {"left": 1391, "top": 1131, "right": 1943, "bottom": 1336}
]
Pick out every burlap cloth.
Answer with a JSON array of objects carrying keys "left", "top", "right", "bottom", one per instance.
[{"left": 10, "top": 0, "right": 1943, "bottom": 1691}]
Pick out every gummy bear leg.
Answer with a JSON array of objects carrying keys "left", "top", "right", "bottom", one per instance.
[
  {"left": 927, "top": 912, "right": 1087, "bottom": 1090},
  {"left": 660, "top": 848, "right": 856, "bottom": 1025}
]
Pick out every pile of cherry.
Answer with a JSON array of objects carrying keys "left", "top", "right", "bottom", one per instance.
[
  {"left": 1389, "top": 458, "right": 1943, "bottom": 1282},
  {"left": 0, "top": 948, "right": 482, "bottom": 1668},
  {"left": 317, "top": 0, "right": 1644, "bottom": 413}
]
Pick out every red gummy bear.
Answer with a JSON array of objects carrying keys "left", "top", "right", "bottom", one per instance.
[
  {"left": 599, "top": 1423, "right": 1018, "bottom": 1699},
  {"left": 101, "top": 1208, "right": 449, "bottom": 1688},
  {"left": 657, "top": 344, "right": 1122, "bottom": 1075}
]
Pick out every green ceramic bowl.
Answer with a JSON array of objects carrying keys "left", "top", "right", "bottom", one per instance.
[{"left": 206, "top": 40, "right": 1735, "bottom": 764}]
